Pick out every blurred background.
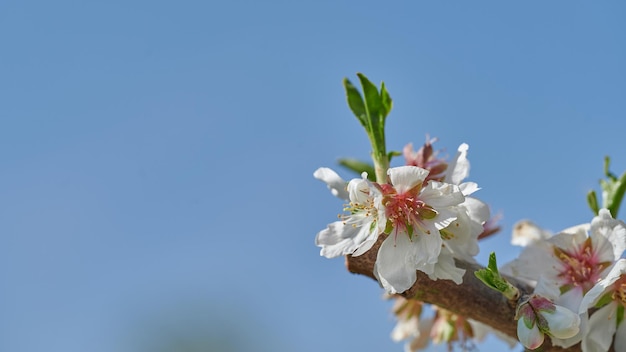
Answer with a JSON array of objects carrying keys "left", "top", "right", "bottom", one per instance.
[{"left": 1, "top": 1, "right": 625, "bottom": 351}]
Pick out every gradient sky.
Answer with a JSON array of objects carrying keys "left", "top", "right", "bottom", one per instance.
[{"left": 1, "top": 1, "right": 625, "bottom": 351}]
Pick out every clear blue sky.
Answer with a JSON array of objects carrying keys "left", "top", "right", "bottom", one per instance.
[{"left": 1, "top": 1, "right": 625, "bottom": 351}]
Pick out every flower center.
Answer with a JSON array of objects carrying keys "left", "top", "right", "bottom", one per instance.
[
  {"left": 381, "top": 185, "right": 437, "bottom": 238},
  {"left": 611, "top": 275, "right": 626, "bottom": 306},
  {"left": 554, "top": 237, "right": 609, "bottom": 294},
  {"left": 341, "top": 197, "right": 377, "bottom": 226}
]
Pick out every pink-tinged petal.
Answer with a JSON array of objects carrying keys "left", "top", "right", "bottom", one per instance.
[
  {"left": 313, "top": 167, "right": 349, "bottom": 200},
  {"left": 582, "top": 302, "right": 617, "bottom": 352},
  {"left": 445, "top": 143, "right": 470, "bottom": 185},
  {"left": 580, "top": 259, "right": 626, "bottom": 312},
  {"left": 517, "top": 318, "right": 544, "bottom": 350},
  {"left": 375, "top": 235, "right": 420, "bottom": 294},
  {"left": 388, "top": 166, "right": 430, "bottom": 193}
]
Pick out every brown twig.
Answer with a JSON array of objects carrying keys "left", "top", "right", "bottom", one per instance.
[{"left": 344, "top": 234, "right": 591, "bottom": 352}]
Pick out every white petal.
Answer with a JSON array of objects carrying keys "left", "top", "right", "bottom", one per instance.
[
  {"left": 388, "top": 166, "right": 429, "bottom": 193},
  {"left": 315, "top": 220, "right": 377, "bottom": 258},
  {"left": 432, "top": 207, "right": 458, "bottom": 230},
  {"left": 511, "top": 220, "right": 551, "bottom": 247},
  {"left": 544, "top": 305, "right": 580, "bottom": 339},
  {"left": 352, "top": 238, "right": 377, "bottom": 256},
  {"left": 500, "top": 241, "right": 553, "bottom": 283},
  {"left": 313, "top": 167, "right": 349, "bottom": 200},
  {"left": 426, "top": 247, "right": 465, "bottom": 284},
  {"left": 517, "top": 318, "right": 544, "bottom": 350},
  {"left": 391, "top": 316, "right": 419, "bottom": 342},
  {"left": 614, "top": 318, "right": 626, "bottom": 352},
  {"left": 374, "top": 234, "right": 419, "bottom": 294},
  {"left": 458, "top": 181, "right": 479, "bottom": 196},
  {"left": 441, "top": 211, "right": 481, "bottom": 261},
  {"left": 462, "top": 197, "right": 490, "bottom": 224},
  {"left": 548, "top": 230, "right": 587, "bottom": 253},
  {"left": 406, "top": 318, "right": 434, "bottom": 352},
  {"left": 533, "top": 276, "right": 561, "bottom": 302},
  {"left": 347, "top": 177, "right": 372, "bottom": 204},
  {"left": 557, "top": 287, "right": 584, "bottom": 314},
  {"left": 415, "top": 224, "right": 444, "bottom": 265},
  {"left": 582, "top": 302, "right": 617, "bottom": 352},
  {"left": 445, "top": 143, "right": 470, "bottom": 185},
  {"left": 590, "top": 209, "right": 626, "bottom": 263},
  {"left": 420, "top": 182, "right": 465, "bottom": 208}
]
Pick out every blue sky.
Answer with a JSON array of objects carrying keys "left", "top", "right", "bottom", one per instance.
[{"left": 1, "top": 1, "right": 625, "bottom": 351}]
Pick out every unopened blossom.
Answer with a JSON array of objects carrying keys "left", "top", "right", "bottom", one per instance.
[
  {"left": 516, "top": 294, "right": 580, "bottom": 350},
  {"left": 579, "top": 259, "right": 626, "bottom": 352},
  {"left": 403, "top": 137, "right": 448, "bottom": 183}
]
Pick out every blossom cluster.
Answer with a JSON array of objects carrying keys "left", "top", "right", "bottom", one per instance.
[
  {"left": 388, "top": 295, "right": 517, "bottom": 352},
  {"left": 314, "top": 74, "right": 626, "bottom": 352},
  {"left": 314, "top": 140, "right": 489, "bottom": 294},
  {"left": 502, "top": 210, "right": 626, "bottom": 351}
]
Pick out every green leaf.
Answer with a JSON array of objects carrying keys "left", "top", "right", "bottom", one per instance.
[
  {"left": 607, "top": 172, "right": 626, "bottom": 217},
  {"left": 387, "top": 150, "right": 402, "bottom": 162},
  {"left": 587, "top": 190, "right": 599, "bottom": 215},
  {"left": 343, "top": 78, "right": 367, "bottom": 127},
  {"left": 357, "top": 73, "right": 382, "bottom": 120},
  {"left": 380, "top": 82, "right": 393, "bottom": 118},
  {"left": 604, "top": 156, "right": 617, "bottom": 181},
  {"left": 595, "top": 156, "right": 626, "bottom": 217},
  {"left": 474, "top": 252, "right": 519, "bottom": 300},
  {"left": 487, "top": 252, "right": 499, "bottom": 274},
  {"left": 337, "top": 158, "right": 376, "bottom": 181}
]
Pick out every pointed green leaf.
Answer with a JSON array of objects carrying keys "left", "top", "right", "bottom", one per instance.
[
  {"left": 587, "top": 190, "right": 599, "bottom": 215},
  {"left": 604, "top": 156, "right": 617, "bottom": 181},
  {"left": 356, "top": 73, "right": 382, "bottom": 120},
  {"left": 487, "top": 252, "right": 499, "bottom": 274},
  {"left": 343, "top": 78, "right": 367, "bottom": 127},
  {"left": 608, "top": 171, "right": 626, "bottom": 217},
  {"left": 380, "top": 82, "right": 393, "bottom": 118}
]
